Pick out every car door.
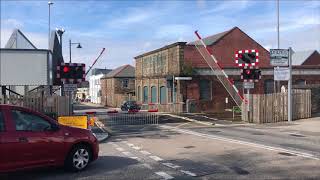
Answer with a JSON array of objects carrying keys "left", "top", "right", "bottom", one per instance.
[
  {"left": 8, "top": 108, "right": 65, "bottom": 167},
  {"left": 0, "top": 107, "right": 18, "bottom": 172},
  {"left": 0, "top": 106, "right": 29, "bottom": 172}
]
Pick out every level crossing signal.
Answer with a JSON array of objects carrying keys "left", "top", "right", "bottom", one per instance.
[
  {"left": 57, "top": 63, "right": 85, "bottom": 84},
  {"left": 241, "top": 69, "right": 261, "bottom": 82},
  {"left": 235, "top": 49, "right": 259, "bottom": 67}
]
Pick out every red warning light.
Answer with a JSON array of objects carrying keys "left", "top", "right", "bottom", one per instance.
[
  {"left": 245, "top": 70, "right": 251, "bottom": 75},
  {"left": 63, "top": 66, "right": 70, "bottom": 73}
]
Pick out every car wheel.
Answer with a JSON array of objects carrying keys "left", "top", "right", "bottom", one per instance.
[{"left": 65, "top": 144, "right": 91, "bottom": 171}]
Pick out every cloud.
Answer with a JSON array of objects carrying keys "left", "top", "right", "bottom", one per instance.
[
  {"left": 155, "top": 24, "right": 193, "bottom": 40},
  {"left": 200, "top": 0, "right": 250, "bottom": 15},
  {"left": 106, "top": 9, "right": 154, "bottom": 28}
]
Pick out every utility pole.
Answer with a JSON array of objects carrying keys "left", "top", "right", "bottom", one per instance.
[
  {"left": 276, "top": 0, "right": 280, "bottom": 93},
  {"left": 288, "top": 47, "right": 292, "bottom": 122},
  {"left": 48, "top": 1, "right": 53, "bottom": 49}
]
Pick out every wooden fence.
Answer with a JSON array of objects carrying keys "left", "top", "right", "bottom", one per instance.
[
  {"left": 0, "top": 95, "right": 71, "bottom": 116},
  {"left": 242, "top": 89, "right": 312, "bottom": 123}
]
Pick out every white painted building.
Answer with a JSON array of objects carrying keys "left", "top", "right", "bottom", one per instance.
[{"left": 89, "top": 68, "right": 111, "bottom": 104}]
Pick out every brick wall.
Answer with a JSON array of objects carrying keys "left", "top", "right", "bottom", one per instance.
[
  {"left": 184, "top": 27, "right": 271, "bottom": 68},
  {"left": 101, "top": 77, "right": 135, "bottom": 107}
]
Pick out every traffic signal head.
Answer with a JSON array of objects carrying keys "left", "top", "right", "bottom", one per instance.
[
  {"left": 235, "top": 49, "right": 259, "bottom": 67},
  {"left": 241, "top": 69, "right": 261, "bottom": 82}
]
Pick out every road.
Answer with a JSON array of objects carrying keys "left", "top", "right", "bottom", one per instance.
[{"left": 2, "top": 104, "right": 320, "bottom": 180}]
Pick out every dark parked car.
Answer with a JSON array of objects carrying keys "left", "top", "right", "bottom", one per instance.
[
  {"left": 0, "top": 105, "right": 99, "bottom": 173},
  {"left": 120, "top": 101, "right": 141, "bottom": 111}
]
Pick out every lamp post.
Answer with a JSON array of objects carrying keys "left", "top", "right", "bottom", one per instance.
[
  {"left": 48, "top": 1, "right": 54, "bottom": 49},
  {"left": 69, "top": 39, "right": 82, "bottom": 63},
  {"left": 56, "top": 28, "right": 65, "bottom": 53}
]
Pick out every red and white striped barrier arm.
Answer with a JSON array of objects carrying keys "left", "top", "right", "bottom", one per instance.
[{"left": 194, "top": 31, "right": 247, "bottom": 105}]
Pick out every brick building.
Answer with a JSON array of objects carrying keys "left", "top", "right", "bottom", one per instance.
[
  {"left": 135, "top": 27, "right": 320, "bottom": 113},
  {"left": 101, "top": 65, "right": 135, "bottom": 107}
]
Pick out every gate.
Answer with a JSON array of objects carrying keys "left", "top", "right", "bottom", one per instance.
[{"left": 97, "top": 112, "right": 159, "bottom": 135}]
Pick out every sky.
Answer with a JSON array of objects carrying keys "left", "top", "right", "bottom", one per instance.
[{"left": 1, "top": 0, "right": 319, "bottom": 69}]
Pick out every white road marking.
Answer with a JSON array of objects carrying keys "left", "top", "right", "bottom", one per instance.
[
  {"left": 132, "top": 146, "right": 141, "bottom": 150},
  {"left": 181, "top": 170, "right": 197, "bottom": 177},
  {"left": 149, "top": 155, "right": 163, "bottom": 161},
  {"left": 155, "top": 172, "right": 174, "bottom": 180},
  {"left": 116, "top": 147, "right": 124, "bottom": 152},
  {"left": 122, "top": 151, "right": 133, "bottom": 156},
  {"left": 162, "top": 162, "right": 181, "bottom": 169},
  {"left": 130, "top": 157, "right": 141, "bottom": 161},
  {"left": 140, "top": 150, "right": 151, "bottom": 155},
  {"left": 161, "top": 125, "right": 320, "bottom": 161},
  {"left": 142, "top": 163, "right": 153, "bottom": 169},
  {"left": 127, "top": 143, "right": 134, "bottom": 147}
]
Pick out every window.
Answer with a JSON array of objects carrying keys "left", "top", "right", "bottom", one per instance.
[
  {"left": 151, "top": 86, "right": 157, "bottom": 103},
  {"left": 160, "top": 86, "right": 167, "bottom": 104},
  {"left": 137, "top": 86, "right": 141, "bottom": 101},
  {"left": 200, "top": 79, "right": 211, "bottom": 100},
  {"left": 295, "top": 79, "right": 306, "bottom": 86},
  {"left": 0, "top": 111, "right": 5, "bottom": 132},
  {"left": 264, "top": 79, "right": 274, "bottom": 94},
  {"left": 12, "top": 110, "right": 51, "bottom": 132},
  {"left": 143, "top": 86, "right": 148, "bottom": 103},
  {"left": 122, "top": 79, "right": 129, "bottom": 88}
]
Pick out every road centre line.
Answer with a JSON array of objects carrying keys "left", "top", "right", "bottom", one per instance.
[
  {"left": 160, "top": 125, "right": 320, "bottom": 161},
  {"left": 155, "top": 172, "right": 174, "bottom": 180},
  {"left": 140, "top": 150, "right": 152, "bottom": 155},
  {"left": 180, "top": 170, "right": 197, "bottom": 177},
  {"left": 132, "top": 146, "right": 141, "bottom": 150},
  {"left": 122, "top": 151, "right": 133, "bottom": 156},
  {"left": 162, "top": 162, "right": 181, "bottom": 169},
  {"left": 116, "top": 147, "right": 124, "bottom": 152},
  {"left": 149, "top": 155, "right": 163, "bottom": 161}
]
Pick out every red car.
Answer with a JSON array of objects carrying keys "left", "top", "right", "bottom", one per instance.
[{"left": 0, "top": 105, "right": 99, "bottom": 173}]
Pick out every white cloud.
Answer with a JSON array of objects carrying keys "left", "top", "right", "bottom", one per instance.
[
  {"left": 106, "top": 9, "right": 153, "bottom": 28},
  {"left": 155, "top": 24, "right": 193, "bottom": 40},
  {"left": 200, "top": 0, "right": 250, "bottom": 15}
]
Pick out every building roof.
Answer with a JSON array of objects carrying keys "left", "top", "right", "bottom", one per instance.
[
  {"left": 102, "top": 65, "right": 135, "bottom": 78},
  {"left": 292, "top": 50, "right": 318, "bottom": 65},
  {"left": 90, "top": 68, "right": 112, "bottom": 76},
  {"left": 135, "top": 42, "right": 187, "bottom": 59},
  {"left": 5, "top": 29, "right": 37, "bottom": 49},
  {"left": 188, "top": 27, "right": 235, "bottom": 46}
]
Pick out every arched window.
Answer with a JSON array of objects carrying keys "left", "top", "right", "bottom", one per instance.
[
  {"left": 160, "top": 86, "right": 167, "bottom": 104},
  {"left": 143, "top": 86, "right": 148, "bottom": 103},
  {"left": 137, "top": 86, "right": 141, "bottom": 101},
  {"left": 151, "top": 86, "right": 157, "bottom": 103},
  {"left": 200, "top": 79, "right": 211, "bottom": 100},
  {"left": 264, "top": 79, "right": 274, "bottom": 94}
]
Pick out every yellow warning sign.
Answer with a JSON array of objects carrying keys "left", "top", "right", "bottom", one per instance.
[{"left": 58, "top": 115, "right": 88, "bottom": 129}]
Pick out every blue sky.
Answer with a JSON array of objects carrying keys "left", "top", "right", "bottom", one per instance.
[{"left": 1, "top": 0, "right": 319, "bottom": 69}]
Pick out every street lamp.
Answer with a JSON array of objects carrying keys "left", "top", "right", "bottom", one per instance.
[
  {"left": 69, "top": 39, "right": 82, "bottom": 63},
  {"left": 48, "top": 1, "right": 54, "bottom": 49},
  {"left": 56, "top": 28, "right": 65, "bottom": 53}
]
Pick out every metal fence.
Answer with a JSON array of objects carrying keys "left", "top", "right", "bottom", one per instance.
[{"left": 99, "top": 112, "right": 159, "bottom": 127}]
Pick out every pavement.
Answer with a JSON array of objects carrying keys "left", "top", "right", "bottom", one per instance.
[{"left": 3, "top": 104, "right": 319, "bottom": 180}]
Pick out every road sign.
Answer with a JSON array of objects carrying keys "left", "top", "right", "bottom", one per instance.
[
  {"left": 270, "top": 49, "right": 289, "bottom": 66},
  {"left": 58, "top": 115, "right": 88, "bottom": 129},
  {"left": 64, "top": 84, "right": 77, "bottom": 92},
  {"left": 274, "top": 67, "right": 290, "bottom": 81},
  {"left": 244, "top": 81, "right": 254, "bottom": 89}
]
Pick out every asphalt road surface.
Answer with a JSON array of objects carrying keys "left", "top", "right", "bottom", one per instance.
[{"left": 2, "top": 104, "right": 320, "bottom": 180}]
